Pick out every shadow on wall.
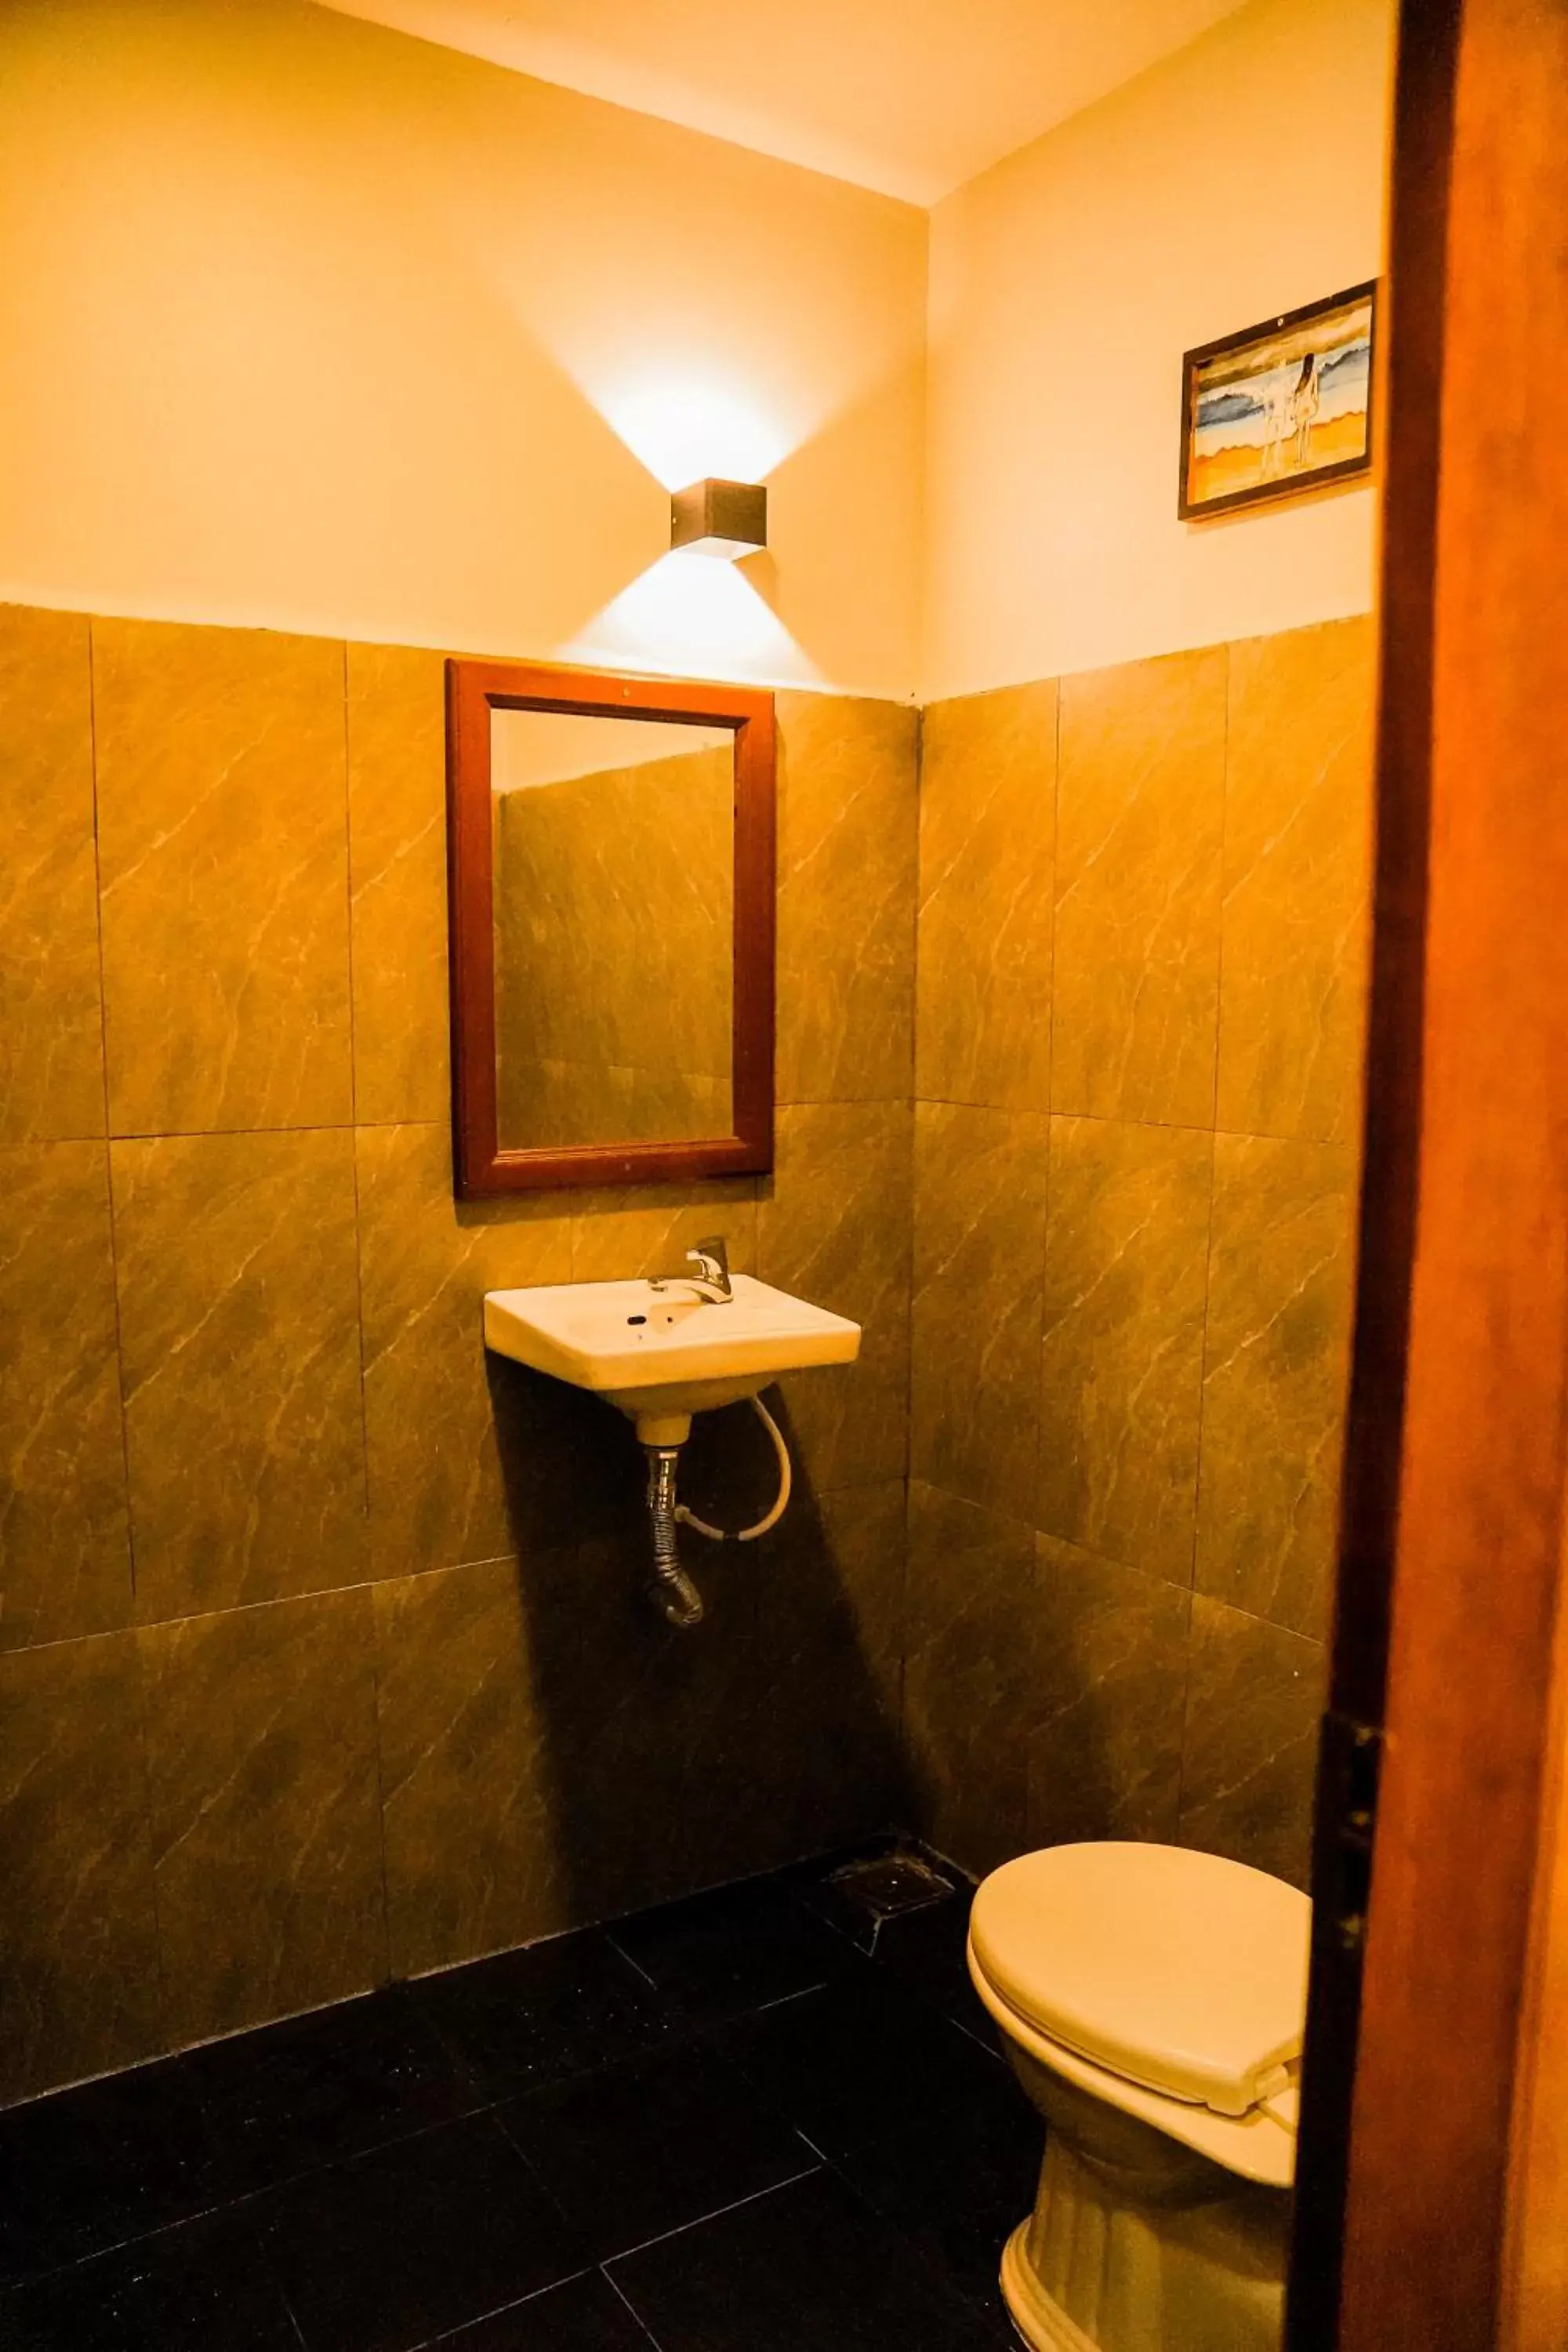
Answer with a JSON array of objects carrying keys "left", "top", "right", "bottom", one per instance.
[
  {"left": 488, "top": 1364, "right": 920, "bottom": 1936},
  {"left": 0, "top": 602, "right": 924, "bottom": 2103}
]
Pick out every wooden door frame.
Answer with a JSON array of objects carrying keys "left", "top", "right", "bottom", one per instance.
[{"left": 1289, "top": 2, "right": 1568, "bottom": 2345}]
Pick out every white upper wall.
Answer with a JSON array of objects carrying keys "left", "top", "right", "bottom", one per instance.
[
  {"left": 0, "top": 0, "right": 1394, "bottom": 706},
  {"left": 922, "top": 0, "right": 1396, "bottom": 699},
  {"left": 0, "top": 0, "right": 926, "bottom": 699}
]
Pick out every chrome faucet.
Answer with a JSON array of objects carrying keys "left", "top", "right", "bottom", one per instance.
[{"left": 650, "top": 1234, "right": 732, "bottom": 1303}]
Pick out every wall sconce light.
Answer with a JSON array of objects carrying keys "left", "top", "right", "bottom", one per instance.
[{"left": 670, "top": 477, "right": 768, "bottom": 559}]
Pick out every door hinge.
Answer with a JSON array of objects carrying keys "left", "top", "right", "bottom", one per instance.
[{"left": 1328, "top": 1716, "right": 1383, "bottom": 1953}]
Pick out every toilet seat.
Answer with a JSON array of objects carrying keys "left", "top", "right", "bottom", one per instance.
[
  {"left": 968, "top": 1935, "right": 1298, "bottom": 2188},
  {"left": 967, "top": 1843, "right": 1312, "bottom": 2191}
]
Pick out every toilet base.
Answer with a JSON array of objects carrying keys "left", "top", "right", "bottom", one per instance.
[
  {"left": 1000, "top": 2225, "right": 1100, "bottom": 2351},
  {"left": 1000, "top": 2132, "right": 1287, "bottom": 2352}
]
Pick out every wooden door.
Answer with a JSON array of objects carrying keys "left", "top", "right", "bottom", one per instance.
[{"left": 1287, "top": 2, "right": 1568, "bottom": 2346}]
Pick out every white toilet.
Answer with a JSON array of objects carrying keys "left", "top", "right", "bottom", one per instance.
[{"left": 967, "top": 1842, "right": 1311, "bottom": 2352}]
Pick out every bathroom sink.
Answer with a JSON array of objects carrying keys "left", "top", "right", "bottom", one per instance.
[{"left": 483, "top": 1272, "right": 860, "bottom": 1443}]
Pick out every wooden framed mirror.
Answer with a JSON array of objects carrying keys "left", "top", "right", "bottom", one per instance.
[{"left": 445, "top": 657, "right": 775, "bottom": 1197}]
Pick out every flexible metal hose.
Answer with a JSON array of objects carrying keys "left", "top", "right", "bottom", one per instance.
[{"left": 644, "top": 1446, "right": 704, "bottom": 1628}]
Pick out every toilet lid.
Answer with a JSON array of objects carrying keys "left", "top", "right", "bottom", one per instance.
[{"left": 969, "top": 1843, "right": 1312, "bottom": 2119}]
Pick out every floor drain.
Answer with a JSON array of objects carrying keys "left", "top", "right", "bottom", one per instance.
[{"left": 823, "top": 1850, "right": 957, "bottom": 1924}]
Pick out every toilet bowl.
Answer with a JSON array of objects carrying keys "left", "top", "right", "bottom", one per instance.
[{"left": 968, "top": 1842, "right": 1310, "bottom": 2352}]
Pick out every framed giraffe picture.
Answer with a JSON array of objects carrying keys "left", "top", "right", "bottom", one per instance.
[{"left": 1178, "top": 281, "right": 1378, "bottom": 520}]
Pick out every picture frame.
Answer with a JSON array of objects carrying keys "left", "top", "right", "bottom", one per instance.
[{"left": 1178, "top": 280, "right": 1378, "bottom": 520}]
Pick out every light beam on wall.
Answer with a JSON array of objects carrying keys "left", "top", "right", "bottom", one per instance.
[
  {"left": 598, "top": 376, "right": 789, "bottom": 494},
  {"left": 567, "top": 549, "right": 816, "bottom": 686}
]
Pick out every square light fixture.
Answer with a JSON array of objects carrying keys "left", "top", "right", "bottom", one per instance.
[{"left": 670, "top": 477, "right": 767, "bottom": 559}]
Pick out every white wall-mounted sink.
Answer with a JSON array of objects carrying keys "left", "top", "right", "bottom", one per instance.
[{"left": 483, "top": 1273, "right": 860, "bottom": 1444}]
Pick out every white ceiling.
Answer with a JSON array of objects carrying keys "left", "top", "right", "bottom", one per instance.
[{"left": 319, "top": 0, "right": 1249, "bottom": 205}]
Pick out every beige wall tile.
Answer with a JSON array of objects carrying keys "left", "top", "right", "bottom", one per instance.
[
  {"left": 756, "top": 1101, "right": 913, "bottom": 1493},
  {"left": 347, "top": 644, "right": 450, "bottom": 1127},
  {"left": 910, "top": 1103, "right": 1047, "bottom": 1521},
  {"left": 112, "top": 1130, "right": 367, "bottom": 1621},
  {"left": 356, "top": 1123, "right": 578, "bottom": 1579},
  {"left": 570, "top": 1179, "right": 757, "bottom": 1283},
  {"left": 776, "top": 693, "right": 917, "bottom": 1105},
  {"left": 1053, "top": 647, "right": 1226, "bottom": 1125},
  {"left": 0, "top": 608, "right": 103, "bottom": 1142},
  {"left": 916, "top": 680, "right": 1055, "bottom": 1112},
  {"left": 1039, "top": 1116, "right": 1212, "bottom": 1580},
  {"left": 1196, "top": 1134, "right": 1357, "bottom": 1639},
  {"left": 1027, "top": 1534, "right": 1189, "bottom": 1849},
  {"left": 0, "top": 1142, "right": 132, "bottom": 1650},
  {"left": 0, "top": 1633, "right": 162, "bottom": 2102},
  {"left": 143, "top": 1591, "right": 387, "bottom": 2043},
  {"left": 1218, "top": 618, "right": 1375, "bottom": 1143},
  {"left": 375, "top": 1556, "right": 573, "bottom": 1977},
  {"left": 1179, "top": 1595, "right": 1326, "bottom": 1889},
  {"left": 94, "top": 619, "right": 351, "bottom": 1135},
  {"left": 906, "top": 1482, "right": 1039, "bottom": 1874}
]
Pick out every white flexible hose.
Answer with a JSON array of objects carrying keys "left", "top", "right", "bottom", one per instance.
[{"left": 674, "top": 1392, "right": 792, "bottom": 1542}]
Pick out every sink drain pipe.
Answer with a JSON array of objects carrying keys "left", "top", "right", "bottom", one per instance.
[
  {"left": 643, "top": 1395, "right": 793, "bottom": 1628},
  {"left": 644, "top": 1446, "right": 705, "bottom": 1628}
]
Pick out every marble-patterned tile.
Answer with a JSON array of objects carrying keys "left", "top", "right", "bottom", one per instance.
[
  {"left": 570, "top": 1180, "right": 757, "bottom": 1283},
  {"left": 1196, "top": 1135, "right": 1357, "bottom": 1639},
  {"left": 564, "top": 1526, "right": 764, "bottom": 1922},
  {"left": 1038, "top": 1117, "right": 1212, "bottom": 1581},
  {"left": 1053, "top": 647, "right": 1226, "bottom": 1126},
  {"left": 1218, "top": 618, "right": 1375, "bottom": 1144},
  {"left": 347, "top": 644, "right": 450, "bottom": 1127},
  {"left": 0, "top": 1634, "right": 162, "bottom": 2102},
  {"left": 355, "top": 1123, "right": 586, "bottom": 1581},
  {"left": 916, "top": 680, "right": 1056, "bottom": 1112},
  {"left": 755, "top": 1102, "right": 913, "bottom": 1494},
  {"left": 775, "top": 693, "right": 918, "bottom": 1106},
  {"left": 93, "top": 618, "right": 351, "bottom": 1135},
  {"left": 375, "top": 1557, "right": 575, "bottom": 1977},
  {"left": 1027, "top": 1535, "right": 1189, "bottom": 1849},
  {"left": 1178, "top": 1595, "right": 1326, "bottom": 1889},
  {"left": 905, "top": 1481, "right": 1039, "bottom": 1875},
  {"left": 142, "top": 1590, "right": 387, "bottom": 2044},
  {"left": 910, "top": 1103, "right": 1048, "bottom": 1522},
  {"left": 111, "top": 1131, "right": 367, "bottom": 1621},
  {"left": 0, "top": 1143, "right": 132, "bottom": 1650},
  {"left": 753, "top": 1477, "right": 913, "bottom": 1857},
  {"left": 0, "top": 607, "right": 103, "bottom": 1142}
]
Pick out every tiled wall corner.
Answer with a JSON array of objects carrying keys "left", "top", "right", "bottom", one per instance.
[{"left": 913, "top": 620, "right": 1373, "bottom": 1889}]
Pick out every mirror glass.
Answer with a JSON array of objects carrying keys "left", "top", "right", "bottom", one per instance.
[{"left": 490, "top": 708, "right": 737, "bottom": 1153}]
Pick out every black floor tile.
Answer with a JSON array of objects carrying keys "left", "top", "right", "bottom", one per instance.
[
  {"left": 831, "top": 2091, "right": 1040, "bottom": 2313},
  {"left": 0, "top": 2209, "right": 303, "bottom": 2351},
  {"left": 716, "top": 1969, "right": 1021, "bottom": 2161},
  {"left": 608, "top": 2169, "right": 1007, "bottom": 2352},
  {"left": 252, "top": 2111, "right": 587, "bottom": 2352},
  {"left": 500, "top": 2039, "right": 817, "bottom": 2262},
  {"left": 189, "top": 1984, "right": 481, "bottom": 2198},
  {"left": 606, "top": 1876, "right": 855, "bottom": 2028},
  {"left": 0, "top": 2056, "right": 223, "bottom": 2285},
  {"left": 871, "top": 1887, "right": 986, "bottom": 2030},
  {"left": 426, "top": 2272, "right": 655, "bottom": 2349},
  {"left": 410, "top": 1933, "right": 668, "bottom": 2102}
]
